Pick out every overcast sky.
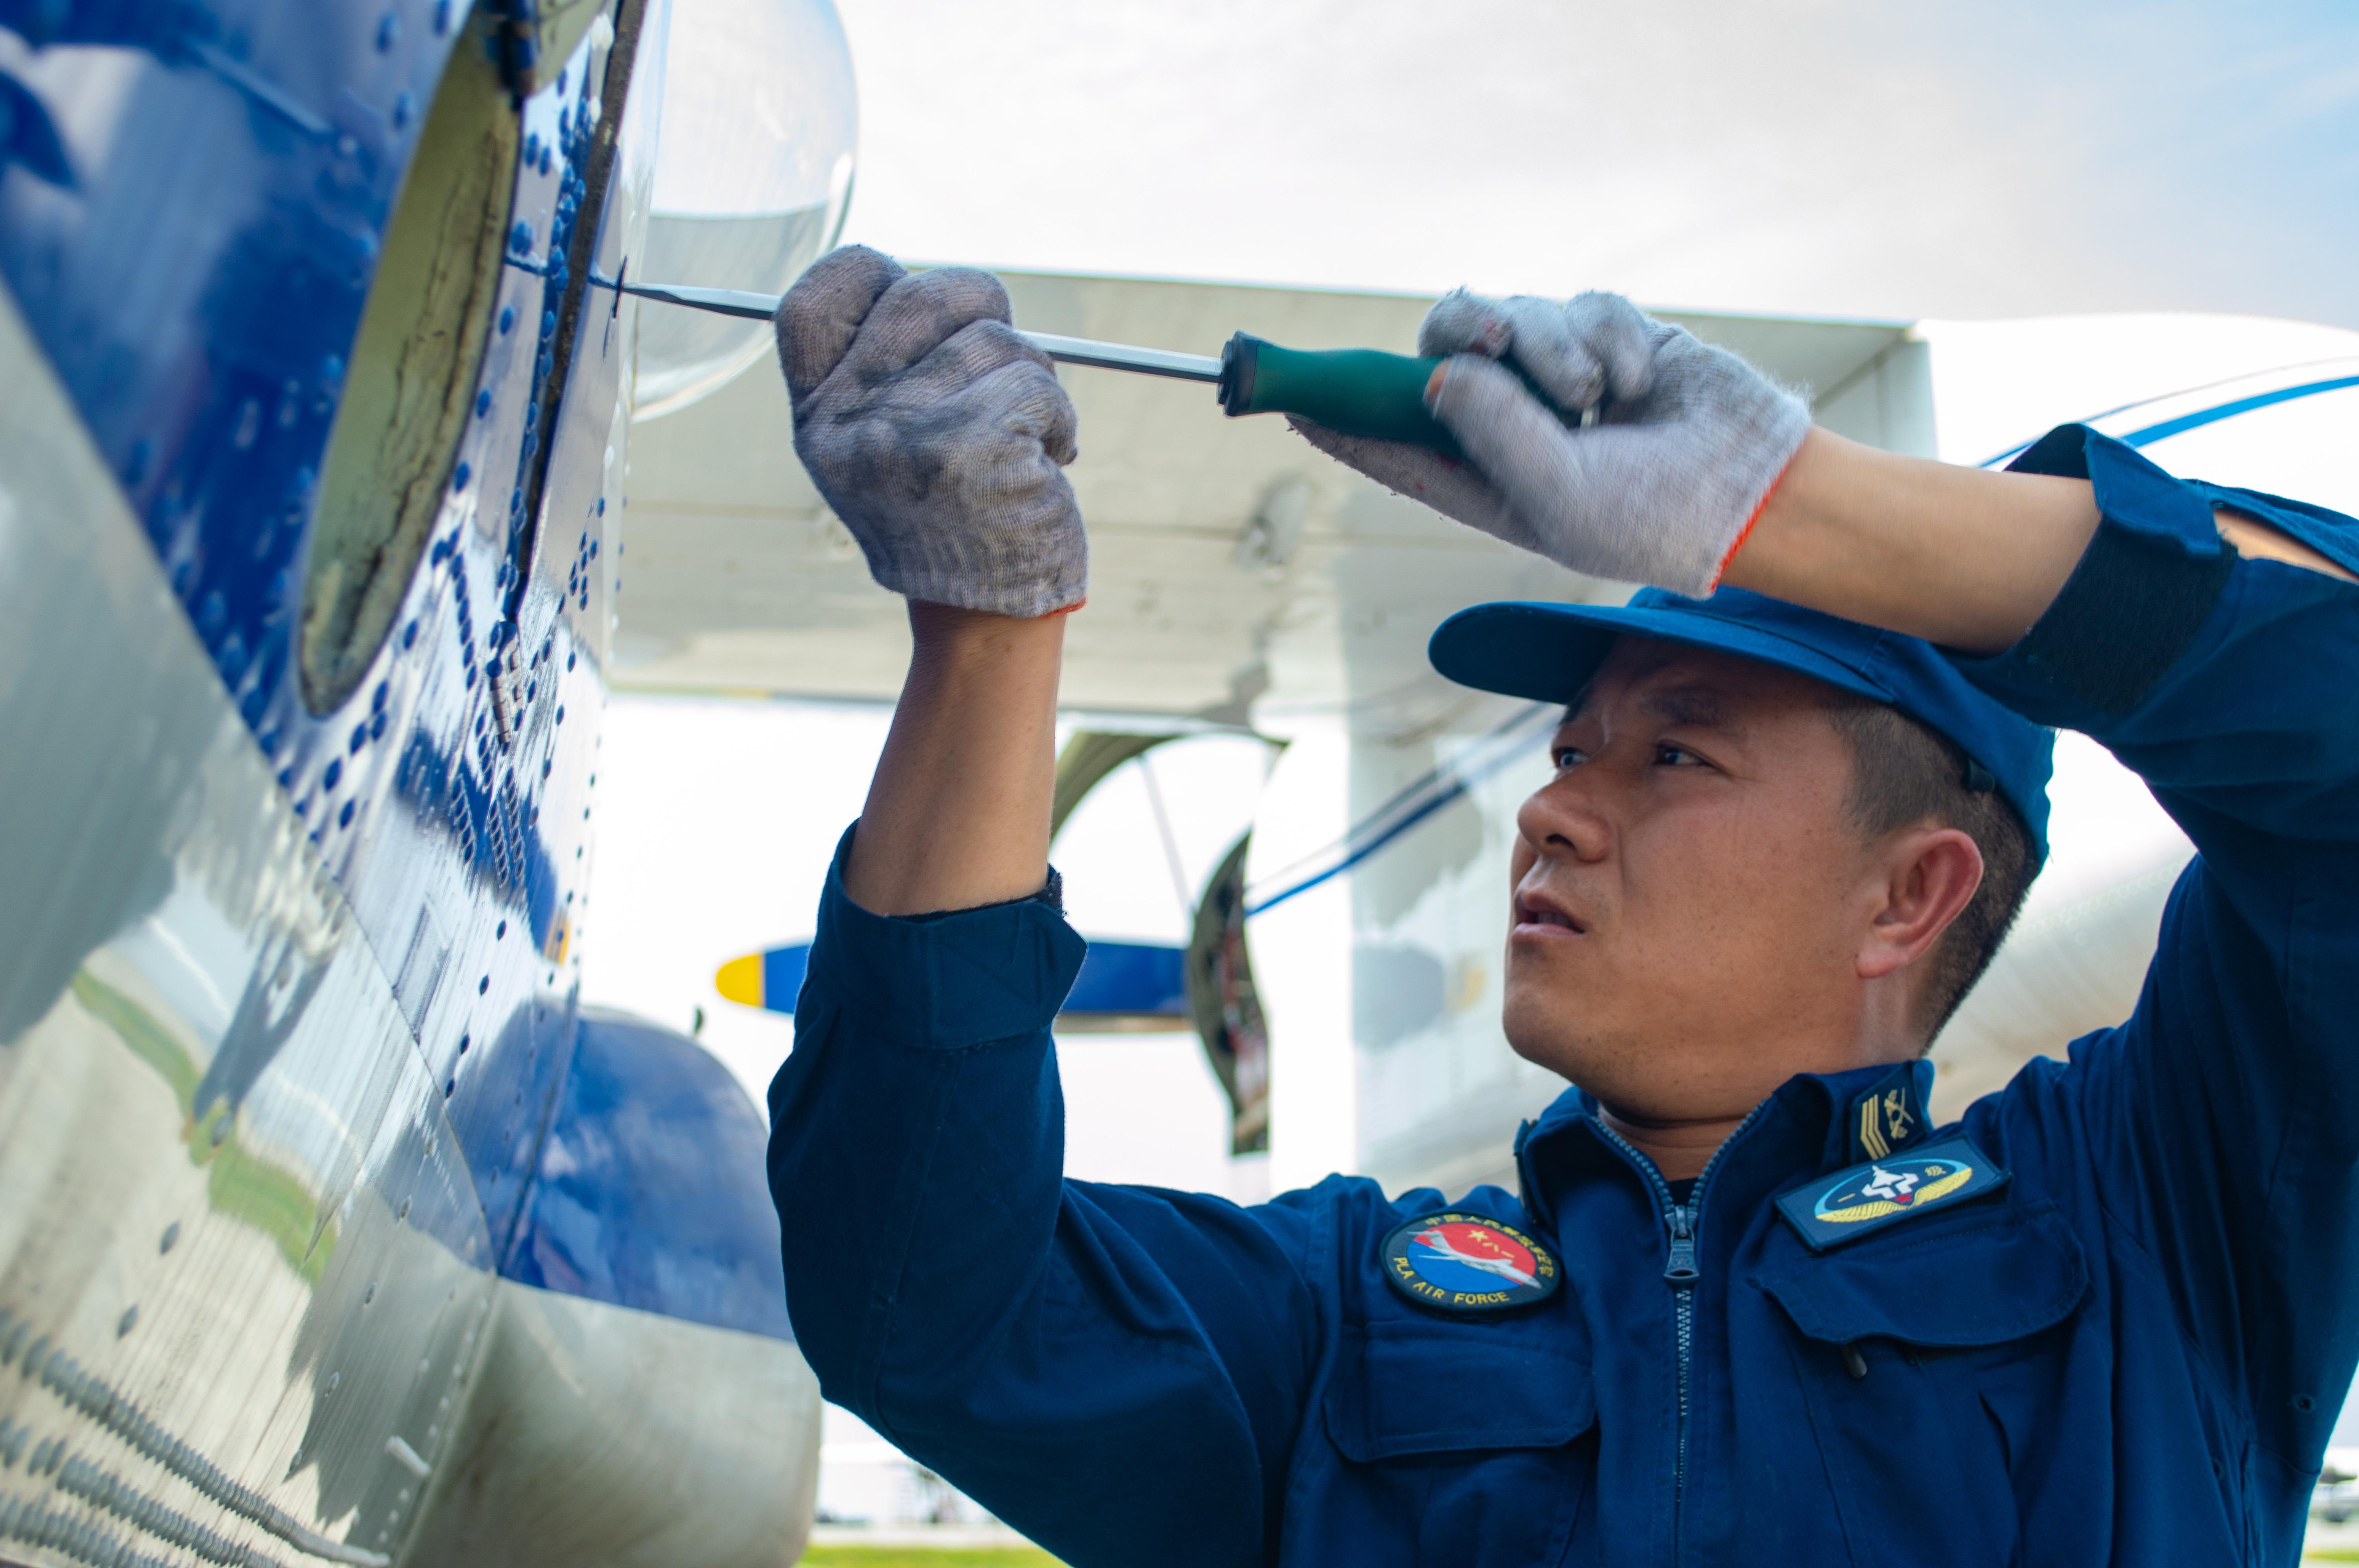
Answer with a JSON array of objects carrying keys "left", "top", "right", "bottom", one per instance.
[{"left": 830, "top": 0, "right": 2357, "bottom": 328}]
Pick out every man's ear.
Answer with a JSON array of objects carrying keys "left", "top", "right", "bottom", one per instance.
[{"left": 1857, "top": 827, "right": 1984, "bottom": 982}]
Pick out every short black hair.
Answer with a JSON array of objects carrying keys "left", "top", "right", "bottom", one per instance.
[{"left": 1824, "top": 698, "right": 2037, "bottom": 1044}]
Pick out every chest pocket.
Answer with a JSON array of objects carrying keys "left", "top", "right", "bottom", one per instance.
[
  {"left": 1318, "top": 1319, "right": 1596, "bottom": 1568},
  {"left": 1751, "top": 1200, "right": 2090, "bottom": 1568}
]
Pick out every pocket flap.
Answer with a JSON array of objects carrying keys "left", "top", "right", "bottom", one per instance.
[
  {"left": 1754, "top": 1200, "right": 2088, "bottom": 1348},
  {"left": 1324, "top": 1321, "right": 1595, "bottom": 1462}
]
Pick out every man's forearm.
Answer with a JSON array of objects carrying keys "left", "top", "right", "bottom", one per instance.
[
  {"left": 844, "top": 601, "right": 1065, "bottom": 916},
  {"left": 1723, "top": 428, "right": 2101, "bottom": 655},
  {"left": 1724, "top": 428, "right": 2354, "bottom": 656}
]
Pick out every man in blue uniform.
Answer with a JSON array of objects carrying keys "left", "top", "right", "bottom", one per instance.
[{"left": 763, "top": 247, "right": 2359, "bottom": 1565}]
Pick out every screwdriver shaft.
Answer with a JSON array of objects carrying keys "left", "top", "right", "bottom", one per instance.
[
  {"left": 613, "top": 279, "right": 1223, "bottom": 383},
  {"left": 1021, "top": 332, "right": 1223, "bottom": 383}
]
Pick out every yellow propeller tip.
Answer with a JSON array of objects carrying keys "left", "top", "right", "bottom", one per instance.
[{"left": 714, "top": 953, "right": 764, "bottom": 1007}]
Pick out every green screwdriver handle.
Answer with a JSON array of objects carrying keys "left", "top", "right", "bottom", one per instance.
[
  {"left": 1216, "top": 333, "right": 1593, "bottom": 457},
  {"left": 1216, "top": 334, "right": 1460, "bottom": 456}
]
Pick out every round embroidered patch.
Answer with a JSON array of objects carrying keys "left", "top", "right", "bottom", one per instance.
[{"left": 1381, "top": 1212, "right": 1561, "bottom": 1314}]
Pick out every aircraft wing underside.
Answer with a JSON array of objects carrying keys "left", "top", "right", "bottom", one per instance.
[{"left": 616, "top": 272, "right": 1931, "bottom": 734}]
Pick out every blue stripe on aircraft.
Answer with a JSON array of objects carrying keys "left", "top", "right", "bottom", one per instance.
[
  {"left": 1245, "top": 703, "right": 1555, "bottom": 918},
  {"left": 2121, "top": 375, "right": 2359, "bottom": 448},
  {"left": 1981, "top": 368, "right": 2359, "bottom": 468},
  {"left": 749, "top": 939, "right": 1187, "bottom": 1020},
  {"left": 763, "top": 942, "right": 811, "bottom": 1011},
  {"left": 1061, "top": 940, "right": 1189, "bottom": 1017}
]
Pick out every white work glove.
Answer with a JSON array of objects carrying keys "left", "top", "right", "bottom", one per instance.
[
  {"left": 1293, "top": 289, "right": 1811, "bottom": 595},
  {"left": 776, "top": 246, "right": 1086, "bottom": 618}
]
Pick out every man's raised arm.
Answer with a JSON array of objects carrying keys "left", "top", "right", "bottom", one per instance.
[
  {"left": 766, "top": 249, "right": 1323, "bottom": 1568},
  {"left": 1292, "top": 284, "right": 2349, "bottom": 648}
]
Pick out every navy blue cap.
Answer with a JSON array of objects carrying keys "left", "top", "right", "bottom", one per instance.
[{"left": 1429, "top": 586, "right": 2055, "bottom": 864}]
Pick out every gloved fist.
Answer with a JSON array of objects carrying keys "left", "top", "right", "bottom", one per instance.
[
  {"left": 1292, "top": 289, "right": 1810, "bottom": 595},
  {"left": 776, "top": 246, "right": 1086, "bottom": 618}
]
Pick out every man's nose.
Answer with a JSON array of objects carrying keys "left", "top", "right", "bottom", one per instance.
[{"left": 1516, "top": 772, "right": 1612, "bottom": 863}]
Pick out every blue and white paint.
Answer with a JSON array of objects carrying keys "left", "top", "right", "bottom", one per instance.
[{"left": 0, "top": 0, "right": 851, "bottom": 1561}]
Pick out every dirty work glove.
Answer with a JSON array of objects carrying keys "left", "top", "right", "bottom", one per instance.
[
  {"left": 776, "top": 245, "right": 1085, "bottom": 618},
  {"left": 1292, "top": 289, "right": 1810, "bottom": 595}
]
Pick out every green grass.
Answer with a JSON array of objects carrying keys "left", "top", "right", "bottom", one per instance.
[
  {"left": 799, "top": 1549, "right": 1065, "bottom": 1568},
  {"left": 205, "top": 1129, "right": 338, "bottom": 1282},
  {"left": 73, "top": 965, "right": 337, "bottom": 1281},
  {"left": 72, "top": 968, "right": 201, "bottom": 1109},
  {"left": 2306, "top": 1552, "right": 2359, "bottom": 1563}
]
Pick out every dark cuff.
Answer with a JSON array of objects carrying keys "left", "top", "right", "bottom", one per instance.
[
  {"left": 905, "top": 866, "right": 1065, "bottom": 921},
  {"left": 807, "top": 824, "right": 1086, "bottom": 1049},
  {"left": 1985, "top": 426, "right": 2235, "bottom": 716}
]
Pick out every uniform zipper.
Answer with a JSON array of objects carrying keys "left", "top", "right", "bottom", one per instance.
[{"left": 1593, "top": 1103, "right": 1768, "bottom": 1559}]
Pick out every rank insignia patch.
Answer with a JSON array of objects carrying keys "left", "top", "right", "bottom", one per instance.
[
  {"left": 1776, "top": 1136, "right": 2010, "bottom": 1252},
  {"left": 1381, "top": 1212, "right": 1561, "bottom": 1313},
  {"left": 1846, "top": 1059, "right": 1933, "bottom": 1164}
]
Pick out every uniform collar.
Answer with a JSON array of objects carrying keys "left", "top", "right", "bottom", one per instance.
[{"left": 1515, "top": 1058, "right": 1943, "bottom": 1230}]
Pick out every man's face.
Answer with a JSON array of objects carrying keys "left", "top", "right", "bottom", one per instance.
[{"left": 1502, "top": 637, "right": 1894, "bottom": 1122}]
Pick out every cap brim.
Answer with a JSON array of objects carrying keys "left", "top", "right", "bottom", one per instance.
[{"left": 1429, "top": 599, "right": 1898, "bottom": 708}]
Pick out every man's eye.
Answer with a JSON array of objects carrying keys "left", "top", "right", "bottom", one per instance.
[
  {"left": 1656, "top": 744, "right": 1707, "bottom": 768},
  {"left": 1552, "top": 746, "right": 1588, "bottom": 771}
]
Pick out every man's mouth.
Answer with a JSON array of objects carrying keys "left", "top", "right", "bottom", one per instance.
[{"left": 1513, "top": 895, "right": 1587, "bottom": 936}]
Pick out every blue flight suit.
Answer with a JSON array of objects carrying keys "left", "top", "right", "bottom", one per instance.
[{"left": 766, "top": 427, "right": 2359, "bottom": 1566}]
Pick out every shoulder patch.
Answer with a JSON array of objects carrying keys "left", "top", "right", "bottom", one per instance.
[
  {"left": 1381, "top": 1212, "right": 1561, "bottom": 1314},
  {"left": 1775, "top": 1136, "right": 2010, "bottom": 1252}
]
